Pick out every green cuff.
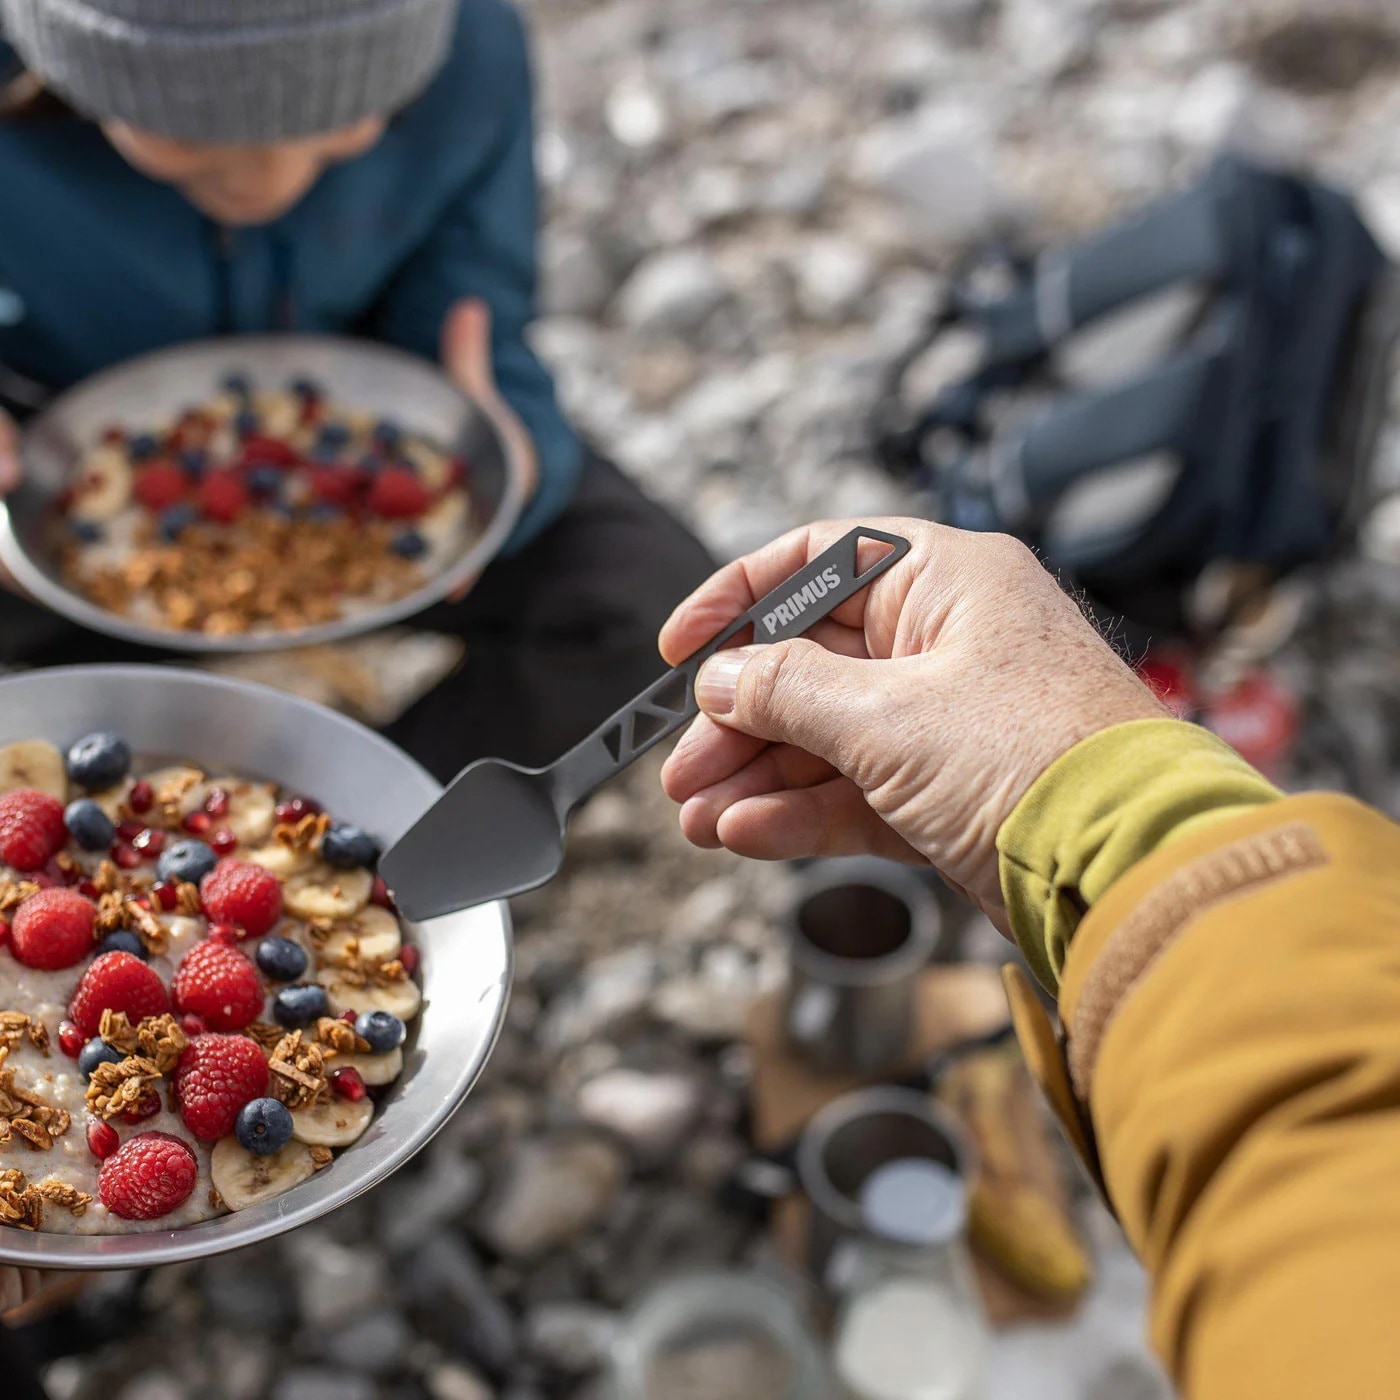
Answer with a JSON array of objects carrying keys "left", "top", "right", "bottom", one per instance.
[{"left": 997, "top": 718, "right": 1283, "bottom": 993}]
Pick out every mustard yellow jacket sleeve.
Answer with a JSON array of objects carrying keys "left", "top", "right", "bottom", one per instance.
[{"left": 996, "top": 720, "right": 1400, "bottom": 1400}]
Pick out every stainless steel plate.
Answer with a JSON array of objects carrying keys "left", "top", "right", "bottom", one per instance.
[
  {"left": 0, "top": 664, "right": 511, "bottom": 1270},
  {"left": 0, "top": 336, "right": 532, "bottom": 652}
]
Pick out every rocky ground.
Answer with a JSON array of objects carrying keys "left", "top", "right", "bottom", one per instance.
[{"left": 25, "top": 0, "right": 1400, "bottom": 1397}]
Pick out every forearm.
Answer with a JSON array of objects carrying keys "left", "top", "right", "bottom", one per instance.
[{"left": 999, "top": 723, "right": 1400, "bottom": 1397}]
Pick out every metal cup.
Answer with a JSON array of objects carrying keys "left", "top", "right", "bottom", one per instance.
[
  {"left": 795, "top": 1086, "right": 974, "bottom": 1289},
  {"left": 783, "top": 858, "right": 941, "bottom": 1075}
]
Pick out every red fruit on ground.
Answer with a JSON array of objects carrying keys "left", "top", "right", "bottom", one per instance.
[
  {"left": 10, "top": 888, "right": 96, "bottom": 970},
  {"left": 133, "top": 461, "right": 188, "bottom": 513},
  {"left": 307, "top": 466, "right": 359, "bottom": 506},
  {"left": 0, "top": 788, "right": 67, "bottom": 871},
  {"left": 98, "top": 1131, "right": 198, "bottom": 1221},
  {"left": 69, "top": 951, "right": 171, "bottom": 1038},
  {"left": 173, "top": 1033, "right": 269, "bottom": 1141},
  {"left": 366, "top": 467, "right": 430, "bottom": 519},
  {"left": 199, "top": 469, "right": 249, "bottom": 523},
  {"left": 200, "top": 859, "right": 282, "bottom": 937},
  {"left": 86, "top": 1119, "right": 120, "bottom": 1159},
  {"left": 171, "top": 940, "right": 263, "bottom": 1031}
]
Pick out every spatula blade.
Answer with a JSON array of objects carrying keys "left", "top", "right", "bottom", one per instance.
[{"left": 380, "top": 758, "right": 564, "bottom": 922}]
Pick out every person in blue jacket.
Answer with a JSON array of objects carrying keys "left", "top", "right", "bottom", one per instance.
[{"left": 0, "top": 0, "right": 712, "bottom": 779}]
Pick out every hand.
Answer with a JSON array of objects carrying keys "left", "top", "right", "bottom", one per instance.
[
  {"left": 0, "top": 408, "right": 19, "bottom": 494},
  {"left": 659, "top": 518, "right": 1165, "bottom": 931},
  {"left": 1, "top": 1266, "right": 59, "bottom": 1319}
]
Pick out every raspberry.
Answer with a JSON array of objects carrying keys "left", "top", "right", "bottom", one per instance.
[
  {"left": 10, "top": 888, "right": 96, "bottom": 970},
  {"left": 173, "top": 1033, "right": 269, "bottom": 1141},
  {"left": 237, "top": 434, "right": 300, "bottom": 468},
  {"left": 200, "top": 859, "right": 282, "bottom": 937},
  {"left": 0, "top": 789, "right": 68, "bottom": 871},
  {"left": 171, "top": 941, "right": 263, "bottom": 1031},
  {"left": 307, "top": 466, "right": 359, "bottom": 507},
  {"left": 198, "top": 469, "right": 248, "bottom": 523},
  {"left": 133, "top": 461, "right": 188, "bottom": 513},
  {"left": 98, "top": 1131, "right": 197, "bottom": 1221},
  {"left": 366, "top": 467, "right": 430, "bottom": 519},
  {"left": 69, "top": 951, "right": 171, "bottom": 1038}
]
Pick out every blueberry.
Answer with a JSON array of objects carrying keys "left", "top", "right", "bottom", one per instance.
[
  {"left": 246, "top": 465, "right": 283, "bottom": 497},
  {"left": 355, "top": 1010, "right": 406, "bottom": 1054},
  {"left": 372, "top": 419, "right": 403, "bottom": 449},
  {"left": 97, "top": 929, "right": 147, "bottom": 960},
  {"left": 256, "top": 936, "right": 308, "bottom": 982},
  {"left": 158, "top": 503, "right": 199, "bottom": 541},
  {"left": 157, "top": 838, "right": 217, "bottom": 886},
  {"left": 390, "top": 530, "right": 427, "bottom": 560},
  {"left": 316, "top": 422, "right": 351, "bottom": 452},
  {"left": 128, "top": 432, "right": 159, "bottom": 461},
  {"left": 321, "top": 822, "right": 382, "bottom": 870},
  {"left": 357, "top": 453, "right": 384, "bottom": 475},
  {"left": 78, "top": 1038, "right": 123, "bottom": 1078},
  {"left": 70, "top": 519, "right": 105, "bottom": 544},
  {"left": 221, "top": 372, "right": 253, "bottom": 401},
  {"left": 289, "top": 376, "right": 322, "bottom": 401},
  {"left": 235, "top": 1096, "right": 294, "bottom": 1156},
  {"left": 273, "top": 984, "right": 329, "bottom": 1028},
  {"left": 64, "top": 797, "right": 115, "bottom": 851},
  {"left": 309, "top": 440, "right": 343, "bottom": 463},
  {"left": 179, "top": 448, "right": 209, "bottom": 479},
  {"left": 66, "top": 731, "right": 132, "bottom": 790},
  {"left": 234, "top": 409, "right": 261, "bottom": 438}
]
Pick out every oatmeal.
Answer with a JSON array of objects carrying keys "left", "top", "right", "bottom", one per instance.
[
  {"left": 0, "top": 729, "right": 421, "bottom": 1235},
  {"left": 55, "top": 375, "right": 475, "bottom": 636}
]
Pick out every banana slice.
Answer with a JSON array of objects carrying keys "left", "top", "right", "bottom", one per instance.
[
  {"left": 403, "top": 440, "right": 452, "bottom": 490},
  {"left": 317, "top": 968, "right": 422, "bottom": 1021},
  {"left": 254, "top": 390, "right": 301, "bottom": 438},
  {"left": 0, "top": 741, "right": 67, "bottom": 800},
  {"left": 290, "top": 1094, "right": 373, "bottom": 1147},
  {"left": 331, "top": 1047, "right": 404, "bottom": 1086},
  {"left": 245, "top": 842, "right": 317, "bottom": 879},
  {"left": 321, "top": 906, "right": 402, "bottom": 961},
  {"left": 284, "top": 865, "right": 372, "bottom": 921},
  {"left": 206, "top": 777, "right": 276, "bottom": 845},
  {"left": 419, "top": 491, "right": 469, "bottom": 551},
  {"left": 69, "top": 445, "right": 132, "bottom": 522},
  {"left": 210, "top": 1136, "right": 317, "bottom": 1211}
]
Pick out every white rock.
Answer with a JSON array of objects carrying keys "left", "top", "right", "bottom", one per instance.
[
  {"left": 428, "top": 1366, "right": 497, "bottom": 1400},
  {"left": 606, "top": 74, "right": 671, "bottom": 149},
  {"left": 378, "top": 1153, "right": 485, "bottom": 1254},
  {"left": 525, "top": 1303, "right": 620, "bottom": 1374},
  {"left": 542, "top": 229, "right": 618, "bottom": 320},
  {"left": 577, "top": 1067, "right": 706, "bottom": 1163},
  {"left": 287, "top": 1235, "right": 387, "bottom": 1328},
  {"left": 793, "top": 236, "right": 877, "bottom": 321},
  {"left": 616, "top": 249, "right": 730, "bottom": 335}
]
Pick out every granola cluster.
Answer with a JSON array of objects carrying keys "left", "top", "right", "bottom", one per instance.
[
  {"left": 0, "top": 1048, "right": 71, "bottom": 1150},
  {"left": 267, "top": 1030, "right": 329, "bottom": 1110},
  {"left": 0, "top": 1169, "right": 92, "bottom": 1230},
  {"left": 322, "top": 946, "right": 408, "bottom": 989},
  {"left": 0, "top": 1013, "right": 48, "bottom": 1057}
]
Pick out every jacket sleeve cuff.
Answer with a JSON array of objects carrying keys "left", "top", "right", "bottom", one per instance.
[{"left": 996, "top": 718, "right": 1282, "bottom": 993}]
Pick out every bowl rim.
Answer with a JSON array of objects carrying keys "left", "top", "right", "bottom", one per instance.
[
  {"left": 0, "top": 663, "right": 512, "bottom": 1269},
  {"left": 0, "top": 333, "right": 532, "bottom": 654}
]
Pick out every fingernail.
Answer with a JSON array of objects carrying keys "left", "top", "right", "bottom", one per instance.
[{"left": 695, "top": 652, "right": 749, "bottom": 716}]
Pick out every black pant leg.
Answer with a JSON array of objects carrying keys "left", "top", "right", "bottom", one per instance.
[
  {"left": 0, "top": 1327, "right": 49, "bottom": 1400},
  {"left": 385, "top": 451, "right": 715, "bottom": 779}
]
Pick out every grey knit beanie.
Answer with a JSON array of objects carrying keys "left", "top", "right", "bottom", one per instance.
[{"left": 0, "top": 0, "right": 458, "bottom": 143}]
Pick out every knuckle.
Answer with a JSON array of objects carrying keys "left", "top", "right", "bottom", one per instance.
[{"left": 740, "top": 638, "right": 808, "bottom": 719}]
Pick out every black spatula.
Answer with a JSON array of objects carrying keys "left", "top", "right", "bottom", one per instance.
[{"left": 380, "top": 526, "right": 911, "bottom": 920}]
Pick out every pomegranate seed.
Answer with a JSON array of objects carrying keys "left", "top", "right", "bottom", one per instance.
[
  {"left": 330, "top": 1066, "right": 366, "bottom": 1102},
  {"left": 0, "top": 916, "right": 9, "bottom": 951},
  {"left": 32, "top": 872, "right": 57, "bottom": 889},
  {"left": 205, "top": 787, "right": 230, "bottom": 818},
  {"left": 112, "top": 843, "right": 143, "bottom": 870},
  {"left": 152, "top": 881, "right": 179, "bottom": 911},
  {"left": 122, "top": 1092, "right": 161, "bottom": 1125},
  {"left": 132, "top": 828, "right": 165, "bottom": 858},
  {"left": 399, "top": 944, "right": 420, "bottom": 976},
  {"left": 209, "top": 827, "right": 238, "bottom": 855},
  {"left": 339, "top": 1010, "right": 358, "bottom": 1024},
  {"left": 182, "top": 811, "right": 213, "bottom": 835},
  {"left": 207, "top": 922, "right": 243, "bottom": 945},
  {"left": 274, "top": 796, "right": 319, "bottom": 824},
  {"left": 370, "top": 877, "right": 395, "bottom": 910},
  {"left": 116, "top": 820, "right": 144, "bottom": 843},
  {"left": 86, "top": 1119, "right": 120, "bottom": 1159},
  {"left": 179, "top": 1013, "right": 207, "bottom": 1037},
  {"left": 58, "top": 1021, "right": 84, "bottom": 1058},
  {"left": 134, "top": 897, "right": 151, "bottom": 911},
  {"left": 128, "top": 780, "right": 154, "bottom": 814},
  {"left": 77, "top": 879, "right": 100, "bottom": 899}
]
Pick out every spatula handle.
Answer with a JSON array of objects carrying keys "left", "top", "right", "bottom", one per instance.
[{"left": 551, "top": 526, "right": 911, "bottom": 815}]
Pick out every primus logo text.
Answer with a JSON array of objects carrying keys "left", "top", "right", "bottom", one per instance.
[{"left": 761, "top": 566, "right": 842, "bottom": 636}]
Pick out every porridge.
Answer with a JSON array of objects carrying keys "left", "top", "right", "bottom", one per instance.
[
  {"left": 55, "top": 374, "right": 475, "bottom": 636},
  {"left": 0, "top": 730, "right": 421, "bottom": 1234}
]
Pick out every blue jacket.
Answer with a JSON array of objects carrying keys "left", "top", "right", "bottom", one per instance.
[{"left": 0, "top": 0, "right": 580, "bottom": 548}]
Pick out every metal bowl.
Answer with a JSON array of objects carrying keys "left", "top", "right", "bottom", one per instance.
[
  {"left": 0, "top": 664, "right": 511, "bottom": 1270},
  {"left": 0, "top": 335, "right": 532, "bottom": 652}
]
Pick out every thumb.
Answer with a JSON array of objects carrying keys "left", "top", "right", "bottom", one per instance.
[
  {"left": 0, "top": 410, "right": 19, "bottom": 493},
  {"left": 694, "top": 639, "right": 877, "bottom": 771},
  {"left": 440, "top": 297, "right": 491, "bottom": 398}
]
